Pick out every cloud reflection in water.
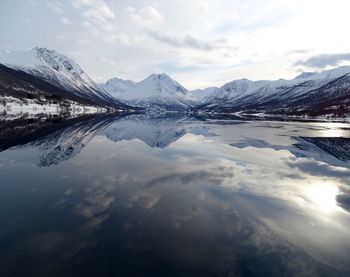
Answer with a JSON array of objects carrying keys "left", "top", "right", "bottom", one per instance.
[{"left": 0, "top": 115, "right": 349, "bottom": 276}]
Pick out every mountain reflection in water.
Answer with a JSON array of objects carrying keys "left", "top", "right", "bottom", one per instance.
[{"left": 0, "top": 114, "right": 349, "bottom": 277}]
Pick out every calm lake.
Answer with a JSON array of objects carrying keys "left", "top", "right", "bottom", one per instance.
[{"left": 0, "top": 114, "right": 350, "bottom": 276}]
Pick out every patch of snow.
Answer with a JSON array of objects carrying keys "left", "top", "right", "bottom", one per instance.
[{"left": 0, "top": 96, "right": 107, "bottom": 119}]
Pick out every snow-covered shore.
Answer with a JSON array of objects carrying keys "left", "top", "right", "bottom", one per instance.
[{"left": 0, "top": 96, "right": 108, "bottom": 120}]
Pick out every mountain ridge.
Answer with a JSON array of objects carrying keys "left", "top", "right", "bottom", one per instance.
[
  {"left": 101, "top": 72, "right": 198, "bottom": 110},
  {"left": 197, "top": 66, "right": 350, "bottom": 116},
  {"left": 1, "top": 46, "right": 350, "bottom": 116},
  {"left": 0, "top": 47, "right": 133, "bottom": 110}
]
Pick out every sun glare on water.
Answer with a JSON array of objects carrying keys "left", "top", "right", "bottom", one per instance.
[
  {"left": 305, "top": 182, "right": 341, "bottom": 213},
  {"left": 319, "top": 123, "right": 349, "bottom": 137}
]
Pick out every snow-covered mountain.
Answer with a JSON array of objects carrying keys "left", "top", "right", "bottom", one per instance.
[
  {"left": 191, "top": 87, "right": 218, "bottom": 103},
  {"left": 100, "top": 77, "right": 136, "bottom": 98},
  {"left": 0, "top": 47, "right": 129, "bottom": 109},
  {"left": 199, "top": 66, "right": 350, "bottom": 116},
  {"left": 1, "top": 47, "right": 349, "bottom": 115},
  {"left": 101, "top": 73, "right": 198, "bottom": 110}
]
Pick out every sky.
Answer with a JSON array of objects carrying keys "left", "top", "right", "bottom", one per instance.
[{"left": 1, "top": 0, "right": 350, "bottom": 89}]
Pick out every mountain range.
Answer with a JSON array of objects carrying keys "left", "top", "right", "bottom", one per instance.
[
  {"left": 1, "top": 47, "right": 350, "bottom": 117},
  {"left": 198, "top": 66, "right": 350, "bottom": 116}
]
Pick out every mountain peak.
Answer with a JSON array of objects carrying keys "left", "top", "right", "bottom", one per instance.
[
  {"left": 106, "top": 77, "right": 134, "bottom": 84},
  {"left": 108, "top": 77, "right": 124, "bottom": 82},
  {"left": 0, "top": 47, "right": 119, "bottom": 102},
  {"left": 147, "top": 73, "right": 172, "bottom": 81},
  {"left": 294, "top": 72, "right": 317, "bottom": 80},
  {"left": 33, "top": 47, "right": 84, "bottom": 75},
  {"left": 0, "top": 46, "right": 85, "bottom": 77},
  {"left": 141, "top": 73, "right": 189, "bottom": 95},
  {"left": 101, "top": 77, "right": 137, "bottom": 96},
  {"left": 101, "top": 72, "right": 196, "bottom": 109},
  {"left": 33, "top": 46, "right": 56, "bottom": 54}
]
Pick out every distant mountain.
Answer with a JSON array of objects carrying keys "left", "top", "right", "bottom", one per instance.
[
  {"left": 101, "top": 73, "right": 197, "bottom": 110},
  {"left": 294, "top": 72, "right": 317, "bottom": 80},
  {"left": 0, "top": 47, "right": 131, "bottom": 110},
  {"left": 197, "top": 66, "right": 350, "bottom": 116},
  {"left": 191, "top": 87, "right": 218, "bottom": 103},
  {"left": 2, "top": 47, "right": 349, "bottom": 116},
  {"left": 101, "top": 77, "right": 136, "bottom": 98}
]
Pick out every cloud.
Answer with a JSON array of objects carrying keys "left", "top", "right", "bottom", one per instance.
[
  {"left": 70, "top": 51, "right": 83, "bottom": 58},
  {"left": 103, "top": 33, "right": 135, "bottom": 45},
  {"left": 295, "top": 53, "right": 350, "bottom": 69},
  {"left": 21, "top": 18, "right": 32, "bottom": 24},
  {"left": 61, "top": 17, "right": 71, "bottom": 25},
  {"left": 27, "top": 0, "right": 38, "bottom": 7},
  {"left": 290, "top": 49, "right": 311, "bottom": 55},
  {"left": 83, "top": 6, "right": 114, "bottom": 25},
  {"left": 99, "top": 56, "right": 118, "bottom": 67},
  {"left": 72, "top": 0, "right": 116, "bottom": 38},
  {"left": 73, "top": 0, "right": 115, "bottom": 25},
  {"left": 287, "top": 159, "right": 350, "bottom": 179},
  {"left": 46, "top": 1, "right": 64, "bottom": 15},
  {"left": 56, "top": 35, "right": 65, "bottom": 40},
  {"left": 148, "top": 31, "right": 236, "bottom": 52},
  {"left": 82, "top": 21, "right": 100, "bottom": 36},
  {"left": 127, "top": 6, "right": 164, "bottom": 27},
  {"left": 77, "top": 39, "right": 91, "bottom": 45}
]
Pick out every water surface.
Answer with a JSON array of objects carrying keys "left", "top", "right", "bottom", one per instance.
[{"left": 0, "top": 114, "right": 350, "bottom": 276}]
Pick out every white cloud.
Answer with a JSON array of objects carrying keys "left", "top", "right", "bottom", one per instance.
[
  {"left": 27, "top": 0, "right": 38, "bottom": 7},
  {"left": 72, "top": 0, "right": 116, "bottom": 39},
  {"left": 82, "top": 21, "right": 100, "bottom": 36},
  {"left": 61, "top": 17, "right": 71, "bottom": 25},
  {"left": 99, "top": 56, "right": 118, "bottom": 67},
  {"left": 56, "top": 35, "right": 65, "bottom": 40},
  {"left": 6, "top": 0, "right": 350, "bottom": 88},
  {"left": 70, "top": 51, "right": 83, "bottom": 58},
  {"left": 77, "top": 39, "right": 92, "bottom": 45},
  {"left": 21, "top": 18, "right": 32, "bottom": 24},
  {"left": 148, "top": 31, "right": 236, "bottom": 51},
  {"left": 127, "top": 6, "right": 164, "bottom": 28},
  {"left": 83, "top": 6, "right": 114, "bottom": 25},
  {"left": 73, "top": 0, "right": 114, "bottom": 24},
  {"left": 46, "top": 1, "right": 64, "bottom": 15}
]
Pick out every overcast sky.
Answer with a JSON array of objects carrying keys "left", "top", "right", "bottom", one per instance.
[{"left": 1, "top": 0, "right": 350, "bottom": 89}]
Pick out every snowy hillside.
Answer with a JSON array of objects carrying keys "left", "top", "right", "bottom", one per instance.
[
  {"left": 191, "top": 87, "right": 218, "bottom": 103},
  {"left": 100, "top": 77, "right": 136, "bottom": 99},
  {"left": 102, "top": 73, "right": 198, "bottom": 110},
  {"left": 1, "top": 47, "right": 349, "bottom": 116},
  {"left": 199, "top": 66, "right": 350, "bottom": 116},
  {"left": 0, "top": 47, "right": 128, "bottom": 109}
]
